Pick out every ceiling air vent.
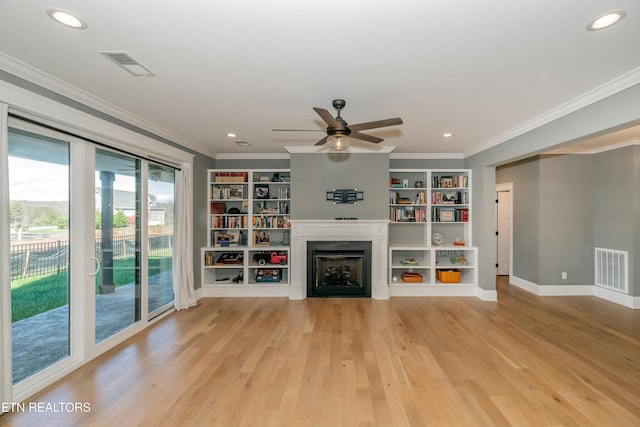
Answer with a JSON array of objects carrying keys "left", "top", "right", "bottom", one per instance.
[{"left": 99, "top": 51, "right": 156, "bottom": 77}]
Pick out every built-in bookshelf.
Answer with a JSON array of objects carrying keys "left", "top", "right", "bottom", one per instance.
[
  {"left": 388, "top": 169, "right": 477, "bottom": 295},
  {"left": 203, "top": 169, "right": 291, "bottom": 295}
]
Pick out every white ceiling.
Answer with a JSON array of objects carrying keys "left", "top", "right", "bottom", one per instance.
[{"left": 1, "top": 1, "right": 640, "bottom": 158}]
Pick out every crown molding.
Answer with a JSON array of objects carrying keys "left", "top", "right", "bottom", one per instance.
[
  {"left": 464, "top": 66, "right": 640, "bottom": 158},
  {"left": 285, "top": 145, "right": 396, "bottom": 154},
  {"left": 0, "top": 52, "right": 218, "bottom": 159},
  {"left": 215, "top": 152, "right": 291, "bottom": 160},
  {"left": 389, "top": 152, "right": 464, "bottom": 160}
]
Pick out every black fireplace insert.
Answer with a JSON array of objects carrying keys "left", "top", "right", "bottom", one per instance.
[{"left": 307, "top": 241, "right": 372, "bottom": 297}]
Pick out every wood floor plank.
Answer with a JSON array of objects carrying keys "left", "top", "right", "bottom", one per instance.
[{"left": 2, "top": 278, "right": 639, "bottom": 426}]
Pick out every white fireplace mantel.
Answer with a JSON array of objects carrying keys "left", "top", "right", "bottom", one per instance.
[{"left": 288, "top": 220, "right": 390, "bottom": 300}]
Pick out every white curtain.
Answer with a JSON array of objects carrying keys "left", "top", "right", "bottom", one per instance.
[{"left": 173, "top": 161, "right": 197, "bottom": 310}]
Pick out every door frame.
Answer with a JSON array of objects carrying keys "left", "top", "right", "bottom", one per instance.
[{"left": 495, "top": 182, "right": 513, "bottom": 280}]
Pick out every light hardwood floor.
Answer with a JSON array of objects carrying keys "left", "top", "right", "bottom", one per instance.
[{"left": 2, "top": 277, "right": 639, "bottom": 426}]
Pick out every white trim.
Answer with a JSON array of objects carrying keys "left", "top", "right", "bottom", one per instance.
[
  {"left": 201, "top": 285, "right": 291, "bottom": 298},
  {"left": 477, "top": 288, "right": 498, "bottom": 301},
  {"left": 594, "top": 287, "right": 639, "bottom": 309},
  {"left": 0, "top": 102, "right": 11, "bottom": 405},
  {"left": 0, "top": 52, "right": 211, "bottom": 158},
  {"left": 510, "top": 275, "right": 638, "bottom": 309},
  {"left": 285, "top": 145, "right": 396, "bottom": 154},
  {"left": 464, "top": 66, "right": 640, "bottom": 158},
  {"left": 547, "top": 140, "right": 640, "bottom": 155},
  {"left": 390, "top": 284, "right": 478, "bottom": 297},
  {"left": 215, "top": 152, "right": 291, "bottom": 160},
  {"left": 389, "top": 152, "right": 464, "bottom": 160}
]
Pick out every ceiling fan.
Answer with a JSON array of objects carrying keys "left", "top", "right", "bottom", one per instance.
[{"left": 274, "top": 99, "right": 403, "bottom": 150}]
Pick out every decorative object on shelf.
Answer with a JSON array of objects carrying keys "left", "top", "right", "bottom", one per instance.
[
  {"left": 256, "top": 269, "right": 282, "bottom": 283},
  {"left": 210, "top": 202, "right": 226, "bottom": 214},
  {"left": 228, "top": 185, "right": 243, "bottom": 199},
  {"left": 402, "top": 258, "right": 418, "bottom": 266},
  {"left": 216, "top": 252, "right": 243, "bottom": 265},
  {"left": 272, "top": 173, "right": 280, "bottom": 182},
  {"left": 432, "top": 233, "right": 445, "bottom": 246},
  {"left": 326, "top": 189, "right": 364, "bottom": 204},
  {"left": 439, "top": 209, "right": 455, "bottom": 222},
  {"left": 454, "top": 238, "right": 465, "bottom": 246},
  {"left": 415, "top": 180, "right": 424, "bottom": 188},
  {"left": 255, "top": 184, "right": 269, "bottom": 199},
  {"left": 254, "top": 230, "right": 270, "bottom": 245},
  {"left": 401, "top": 272, "right": 423, "bottom": 283},
  {"left": 437, "top": 269, "right": 461, "bottom": 283}
]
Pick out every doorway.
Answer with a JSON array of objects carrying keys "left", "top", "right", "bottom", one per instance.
[{"left": 495, "top": 183, "right": 512, "bottom": 277}]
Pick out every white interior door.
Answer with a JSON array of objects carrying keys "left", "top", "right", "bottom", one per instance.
[{"left": 496, "top": 189, "right": 511, "bottom": 276}]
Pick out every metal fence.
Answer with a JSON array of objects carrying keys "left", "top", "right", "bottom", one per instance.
[{"left": 10, "top": 234, "right": 173, "bottom": 280}]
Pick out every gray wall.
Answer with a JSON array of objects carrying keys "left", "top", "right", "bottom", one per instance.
[
  {"left": 592, "top": 146, "right": 639, "bottom": 296},
  {"left": 290, "top": 153, "right": 389, "bottom": 220},
  {"left": 496, "top": 148, "right": 638, "bottom": 293},
  {"left": 466, "top": 82, "right": 640, "bottom": 294}
]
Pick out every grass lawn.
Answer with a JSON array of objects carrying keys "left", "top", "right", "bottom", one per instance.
[{"left": 11, "top": 255, "right": 172, "bottom": 323}]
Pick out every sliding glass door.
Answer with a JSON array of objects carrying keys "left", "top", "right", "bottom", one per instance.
[
  {"left": 94, "top": 149, "right": 142, "bottom": 343},
  {"left": 8, "top": 128, "right": 70, "bottom": 383},
  {"left": 3, "top": 115, "right": 182, "bottom": 402},
  {"left": 147, "top": 164, "right": 175, "bottom": 317}
]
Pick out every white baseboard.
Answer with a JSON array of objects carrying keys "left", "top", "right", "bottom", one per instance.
[
  {"left": 510, "top": 275, "right": 638, "bottom": 309},
  {"left": 477, "top": 288, "right": 498, "bottom": 301}
]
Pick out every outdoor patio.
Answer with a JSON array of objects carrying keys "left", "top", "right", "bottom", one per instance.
[{"left": 11, "top": 271, "right": 174, "bottom": 383}]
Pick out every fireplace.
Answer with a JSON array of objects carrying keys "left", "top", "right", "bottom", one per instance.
[
  {"left": 307, "top": 241, "right": 372, "bottom": 297},
  {"left": 289, "top": 220, "right": 389, "bottom": 300}
]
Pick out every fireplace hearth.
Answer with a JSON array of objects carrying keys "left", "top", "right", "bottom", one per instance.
[{"left": 307, "top": 241, "right": 372, "bottom": 297}]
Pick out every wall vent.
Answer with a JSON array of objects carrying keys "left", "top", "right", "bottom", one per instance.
[
  {"left": 99, "top": 51, "right": 155, "bottom": 77},
  {"left": 594, "top": 247, "right": 628, "bottom": 293}
]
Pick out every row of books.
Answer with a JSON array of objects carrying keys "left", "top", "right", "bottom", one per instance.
[
  {"left": 390, "top": 191, "right": 426, "bottom": 205},
  {"left": 252, "top": 215, "right": 290, "bottom": 229},
  {"left": 214, "top": 172, "right": 248, "bottom": 182},
  {"left": 211, "top": 184, "right": 246, "bottom": 200},
  {"left": 432, "top": 191, "right": 469, "bottom": 205},
  {"left": 211, "top": 215, "right": 249, "bottom": 229},
  {"left": 432, "top": 175, "right": 468, "bottom": 189},
  {"left": 432, "top": 207, "right": 469, "bottom": 222},
  {"left": 390, "top": 207, "right": 428, "bottom": 222}
]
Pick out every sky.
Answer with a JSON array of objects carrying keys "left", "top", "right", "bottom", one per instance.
[{"left": 9, "top": 156, "right": 174, "bottom": 202}]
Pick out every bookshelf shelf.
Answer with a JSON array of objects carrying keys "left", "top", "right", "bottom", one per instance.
[
  {"left": 388, "top": 169, "right": 477, "bottom": 293},
  {"left": 202, "top": 169, "right": 291, "bottom": 295}
]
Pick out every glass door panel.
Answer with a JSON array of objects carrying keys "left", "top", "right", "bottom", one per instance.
[
  {"left": 147, "top": 164, "right": 175, "bottom": 316},
  {"left": 94, "top": 149, "right": 141, "bottom": 343},
  {"left": 8, "top": 128, "right": 70, "bottom": 383}
]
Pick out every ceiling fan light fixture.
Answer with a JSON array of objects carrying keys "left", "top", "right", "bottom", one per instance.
[
  {"left": 46, "top": 8, "right": 87, "bottom": 29},
  {"left": 587, "top": 10, "right": 626, "bottom": 31},
  {"left": 327, "top": 134, "right": 350, "bottom": 151}
]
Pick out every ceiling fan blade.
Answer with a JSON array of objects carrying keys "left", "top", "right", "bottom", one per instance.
[
  {"left": 348, "top": 118, "right": 403, "bottom": 132},
  {"left": 350, "top": 132, "right": 383, "bottom": 144},
  {"left": 314, "top": 135, "right": 329, "bottom": 146},
  {"left": 313, "top": 107, "right": 339, "bottom": 127},
  {"left": 272, "top": 129, "right": 325, "bottom": 132}
]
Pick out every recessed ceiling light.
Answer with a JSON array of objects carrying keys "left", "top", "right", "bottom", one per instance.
[
  {"left": 441, "top": 132, "right": 453, "bottom": 138},
  {"left": 587, "top": 10, "right": 626, "bottom": 31},
  {"left": 234, "top": 140, "right": 251, "bottom": 147},
  {"left": 46, "top": 8, "right": 88, "bottom": 29},
  {"left": 226, "top": 133, "right": 237, "bottom": 138}
]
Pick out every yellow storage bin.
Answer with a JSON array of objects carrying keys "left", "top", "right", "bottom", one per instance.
[{"left": 437, "top": 269, "right": 461, "bottom": 283}]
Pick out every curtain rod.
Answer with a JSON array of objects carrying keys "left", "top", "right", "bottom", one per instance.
[{"left": 8, "top": 112, "right": 182, "bottom": 171}]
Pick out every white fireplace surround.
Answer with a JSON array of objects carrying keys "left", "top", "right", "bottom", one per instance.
[{"left": 289, "top": 220, "right": 390, "bottom": 300}]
